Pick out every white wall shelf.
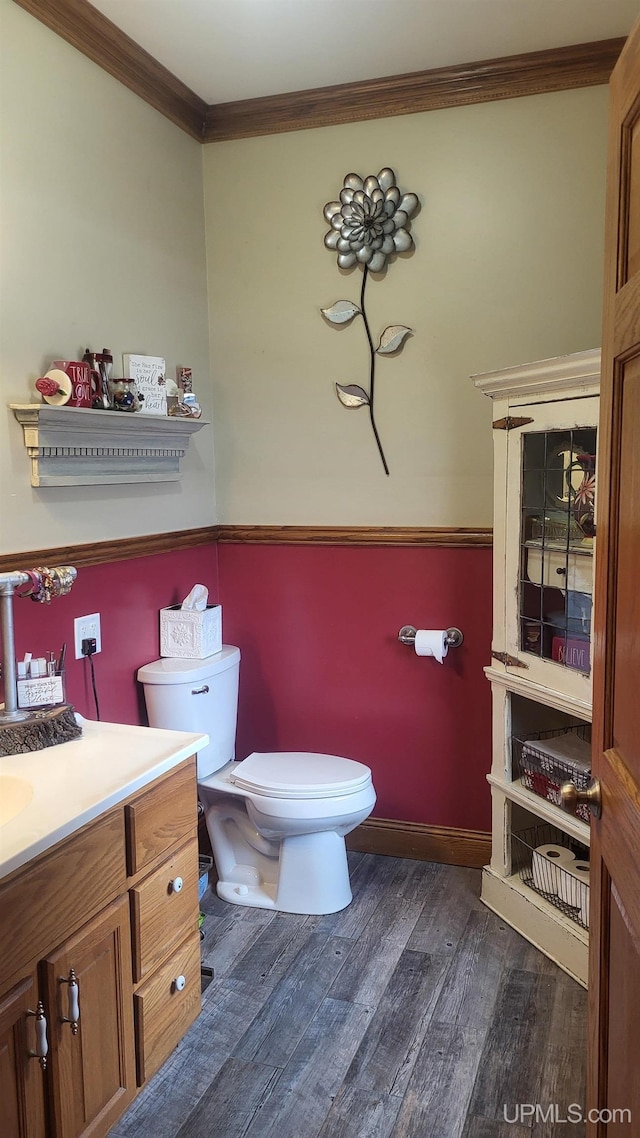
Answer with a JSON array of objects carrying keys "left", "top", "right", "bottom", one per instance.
[{"left": 10, "top": 404, "right": 208, "bottom": 486}]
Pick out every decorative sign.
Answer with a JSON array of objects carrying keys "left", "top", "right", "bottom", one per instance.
[{"left": 123, "top": 354, "right": 167, "bottom": 416}]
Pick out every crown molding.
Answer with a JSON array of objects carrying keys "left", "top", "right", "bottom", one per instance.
[
  {"left": 204, "top": 39, "right": 625, "bottom": 141},
  {"left": 472, "top": 347, "right": 601, "bottom": 399},
  {"left": 13, "top": 0, "right": 208, "bottom": 140},
  {"left": 13, "top": 2, "right": 624, "bottom": 142}
]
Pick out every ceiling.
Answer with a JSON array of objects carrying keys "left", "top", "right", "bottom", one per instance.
[{"left": 89, "top": 0, "right": 640, "bottom": 105}]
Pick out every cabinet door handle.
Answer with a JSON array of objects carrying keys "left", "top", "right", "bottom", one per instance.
[
  {"left": 169, "top": 876, "right": 184, "bottom": 894},
  {"left": 172, "top": 974, "right": 186, "bottom": 993},
  {"left": 27, "top": 1001, "right": 48, "bottom": 1070},
  {"left": 59, "top": 968, "right": 80, "bottom": 1035}
]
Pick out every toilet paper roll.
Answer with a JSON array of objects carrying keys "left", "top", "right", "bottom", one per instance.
[
  {"left": 414, "top": 629, "right": 448, "bottom": 664},
  {"left": 558, "top": 861, "right": 590, "bottom": 909},
  {"left": 531, "top": 844, "right": 576, "bottom": 895}
]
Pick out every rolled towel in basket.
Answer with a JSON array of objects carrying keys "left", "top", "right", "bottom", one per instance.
[
  {"left": 558, "top": 860, "right": 590, "bottom": 909},
  {"left": 532, "top": 844, "right": 576, "bottom": 895}
]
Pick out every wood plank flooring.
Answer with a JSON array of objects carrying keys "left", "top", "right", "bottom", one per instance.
[{"left": 110, "top": 854, "right": 587, "bottom": 1138}]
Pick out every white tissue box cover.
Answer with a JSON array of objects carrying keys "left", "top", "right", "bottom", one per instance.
[{"left": 160, "top": 604, "right": 222, "bottom": 659}]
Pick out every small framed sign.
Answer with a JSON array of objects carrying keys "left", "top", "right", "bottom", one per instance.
[{"left": 123, "top": 354, "right": 167, "bottom": 416}]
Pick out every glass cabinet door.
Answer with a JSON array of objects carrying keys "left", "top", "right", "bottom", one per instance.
[{"left": 504, "top": 397, "right": 598, "bottom": 702}]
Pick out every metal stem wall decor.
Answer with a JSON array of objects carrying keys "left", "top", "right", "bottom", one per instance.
[{"left": 322, "top": 168, "right": 418, "bottom": 475}]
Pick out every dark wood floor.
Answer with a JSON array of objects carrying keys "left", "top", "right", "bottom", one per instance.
[{"left": 111, "top": 854, "right": 587, "bottom": 1138}]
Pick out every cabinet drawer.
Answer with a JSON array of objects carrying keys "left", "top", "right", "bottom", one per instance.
[
  {"left": 125, "top": 759, "right": 197, "bottom": 876},
  {"left": 130, "top": 838, "right": 199, "bottom": 983},
  {"left": 525, "top": 544, "right": 592, "bottom": 594},
  {"left": 0, "top": 809, "right": 126, "bottom": 991},
  {"left": 134, "top": 931, "right": 201, "bottom": 1085}
]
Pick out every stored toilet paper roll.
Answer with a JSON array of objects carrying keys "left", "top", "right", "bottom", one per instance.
[
  {"left": 558, "top": 861, "right": 590, "bottom": 909},
  {"left": 414, "top": 629, "right": 448, "bottom": 664},
  {"left": 532, "top": 844, "right": 576, "bottom": 895}
]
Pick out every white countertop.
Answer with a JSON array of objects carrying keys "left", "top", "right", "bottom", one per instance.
[{"left": 0, "top": 716, "right": 208, "bottom": 881}]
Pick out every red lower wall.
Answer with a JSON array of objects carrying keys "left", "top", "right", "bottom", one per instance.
[
  {"left": 9, "top": 540, "right": 492, "bottom": 832},
  {"left": 218, "top": 543, "right": 493, "bottom": 832},
  {"left": 11, "top": 545, "right": 220, "bottom": 726}
]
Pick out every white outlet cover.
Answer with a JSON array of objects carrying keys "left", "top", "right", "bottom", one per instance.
[{"left": 74, "top": 613, "right": 102, "bottom": 659}]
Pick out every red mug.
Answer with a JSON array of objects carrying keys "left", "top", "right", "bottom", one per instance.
[{"left": 51, "top": 360, "right": 94, "bottom": 408}]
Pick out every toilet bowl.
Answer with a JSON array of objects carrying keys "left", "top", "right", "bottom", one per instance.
[{"left": 137, "top": 648, "right": 376, "bottom": 914}]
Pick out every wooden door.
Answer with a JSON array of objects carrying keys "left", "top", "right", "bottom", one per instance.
[
  {"left": 42, "top": 894, "right": 135, "bottom": 1138},
  {"left": 0, "top": 972, "right": 47, "bottom": 1138},
  {"left": 588, "top": 20, "right": 640, "bottom": 1135}
]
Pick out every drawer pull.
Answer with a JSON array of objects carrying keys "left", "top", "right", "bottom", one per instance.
[
  {"left": 27, "top": 1001, "right": 48, "bottom": 1070},
  {"left": 173, "top": 974, "right": 186, "bottom": 993},
  {"left": 169, "top": 876, "right": 184, "bottom": 894},
  {"left": 60, "top": 968, "right": 80, "bottom": 1035},
  {"left": 191, "top": 685, "right": 209, "bottom": 695}
]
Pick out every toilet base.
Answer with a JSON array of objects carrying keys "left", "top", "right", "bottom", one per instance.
[
  {"left": 210, "top": 822, "right": 354, "bottom": 915},
  {"left": 275, "top": 830, "right": 353, "bottom": 914}
]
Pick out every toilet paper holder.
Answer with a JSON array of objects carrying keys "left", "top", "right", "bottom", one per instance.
[{"left": 398, "top": 625, "right": 464, "bottom": 648}]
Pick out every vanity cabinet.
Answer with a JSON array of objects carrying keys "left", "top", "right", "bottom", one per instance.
[
  {"left": 0, "top": 971, "right": 47, "bottom": 1138},
  {"left": 41, "top": 897, "right": 135, "bottom": 1138},
  {"left": 472, "top": 349, "right": 599, "bottom": 987},
  {"left": 0, "top": 757, "right": 201, "bottom": 1138}
]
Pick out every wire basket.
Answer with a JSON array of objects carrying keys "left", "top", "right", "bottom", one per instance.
[
  {"left": 512, "top": 823, "right": 590, "bottom": 929},
  {"left": 512, "top": 724, "right": 592, "bottom": 823}
]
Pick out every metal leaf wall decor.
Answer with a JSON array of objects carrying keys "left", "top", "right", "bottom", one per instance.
[{"left": 321, "top": 167, "right": 418, "bottom": 475}]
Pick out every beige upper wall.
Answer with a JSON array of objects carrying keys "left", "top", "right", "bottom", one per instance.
[
  {"left": 204, "top": 87, "right": 608, "bottom": 526},
  {"left": 0, "top": 0, "right": 609, "bottom": 543},
  {"left": 0, "top": 0, "right": 214, "bottom": 555}
]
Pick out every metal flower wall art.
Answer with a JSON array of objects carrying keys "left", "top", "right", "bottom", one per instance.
[{"left": 322, "top": 167, "right": 418, "bottom": 475}]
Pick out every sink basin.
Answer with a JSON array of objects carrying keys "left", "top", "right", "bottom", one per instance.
[{"left": 0, "top": 774, "right": 33, "bottom": 825}]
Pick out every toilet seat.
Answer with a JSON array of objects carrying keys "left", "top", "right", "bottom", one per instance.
[{"left": 229, "top": 751, "right": 372, "bottom": 800}]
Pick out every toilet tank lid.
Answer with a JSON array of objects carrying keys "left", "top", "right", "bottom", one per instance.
[{"left": 137, "top": 646, "right": 240, "bottom": 685}]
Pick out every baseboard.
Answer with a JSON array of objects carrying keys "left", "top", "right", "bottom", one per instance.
[{"left": 346, "top": 817, "right": 491, "bottom": 869}]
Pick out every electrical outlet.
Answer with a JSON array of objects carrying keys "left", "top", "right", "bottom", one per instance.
[{"left": 74, "top": 613, "right": 102, "bottom": 659}]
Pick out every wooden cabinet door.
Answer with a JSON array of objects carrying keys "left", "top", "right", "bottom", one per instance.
[
  {"left": 42, "top": 895, "right": 135, "bottom": 1138},
  {"left": 0, "top": 973, "right": 47, "bottom": 1138},
  {"left": 589, "top": 16, "right": 640, "bottom": 1134}
]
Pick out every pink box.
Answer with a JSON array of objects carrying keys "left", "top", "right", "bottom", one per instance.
[{"left": 552, "top": 635, "right": 590, "bottom": 673}]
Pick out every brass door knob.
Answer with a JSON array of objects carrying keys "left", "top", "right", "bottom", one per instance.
[{"left": 560, "top": 778, "right": 602, "bottom": 820}]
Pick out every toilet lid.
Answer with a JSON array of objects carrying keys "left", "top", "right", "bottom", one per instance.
[{"left": 229, "top": 752, "right": 372, "bottom": 800}]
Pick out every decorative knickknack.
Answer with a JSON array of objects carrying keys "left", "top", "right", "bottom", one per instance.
[{"left": 322, "top": 167, "right": 418, "bottom": 475}]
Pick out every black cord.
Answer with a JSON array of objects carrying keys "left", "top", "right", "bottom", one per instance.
[{"left": 88, "top": 652, "right": 101, "bottom": 720}]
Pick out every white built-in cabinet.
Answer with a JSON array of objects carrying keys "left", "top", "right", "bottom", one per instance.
[{"left": 473, "top": 348, "right": 600, "bottom": 988}]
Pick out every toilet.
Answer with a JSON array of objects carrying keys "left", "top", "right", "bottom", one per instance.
[{"left": 137, "top": 647, "right": 376, "bottom": 914}]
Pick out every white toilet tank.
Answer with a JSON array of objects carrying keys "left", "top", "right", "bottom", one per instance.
[{"left": 137, "top": 646, "right": 240, "bottom": 780}]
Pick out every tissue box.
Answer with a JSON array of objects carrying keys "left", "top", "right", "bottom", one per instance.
[{"left": 160, "top": 604, "right": 222, "bottom": 659}]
